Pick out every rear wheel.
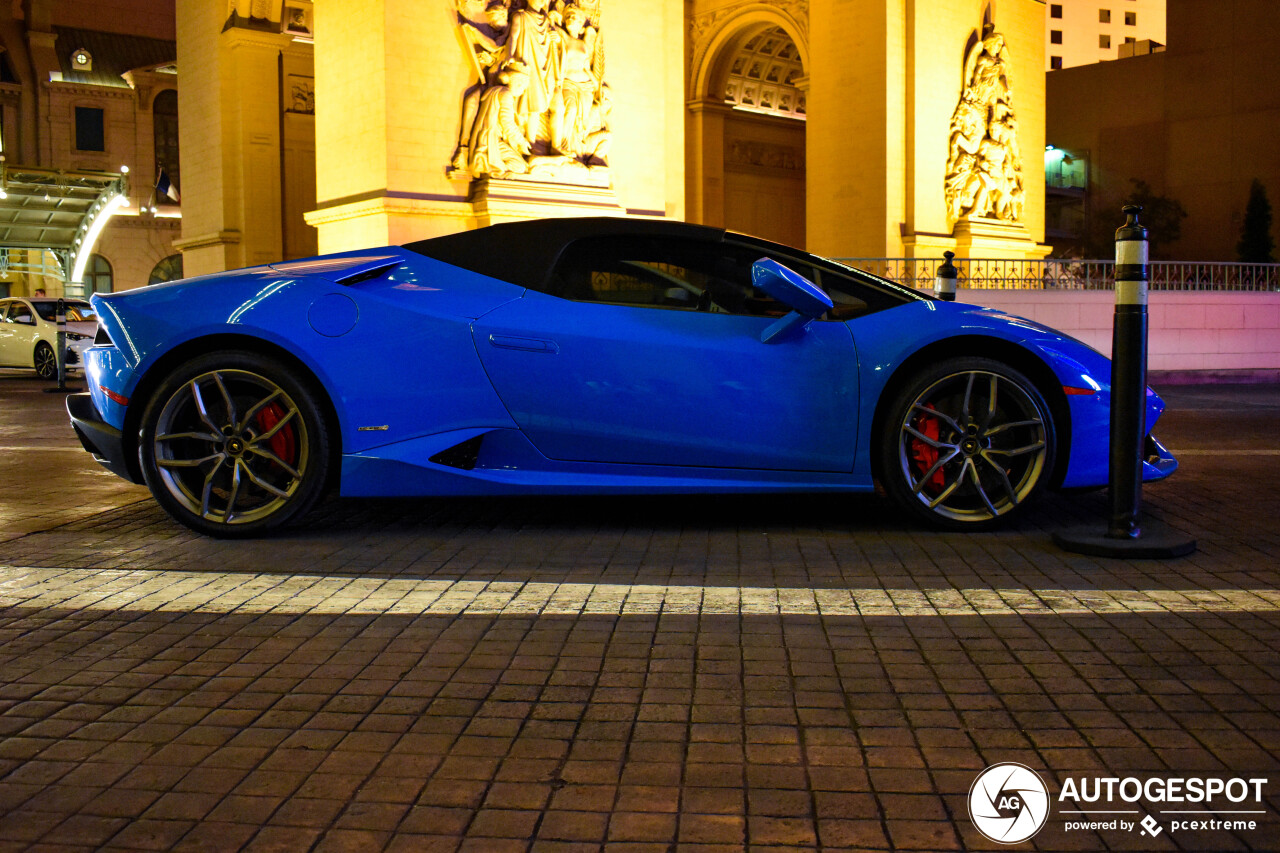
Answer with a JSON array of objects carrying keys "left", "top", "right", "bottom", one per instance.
[
  {"left": 879, "top": 357, "right": 1055, "bottom": 529},
  {"left": 33, "top": 342, "right": 55, "bottom": 380},
  {"left": 138, "top": 351, "right": 331, "bottom": 537}
]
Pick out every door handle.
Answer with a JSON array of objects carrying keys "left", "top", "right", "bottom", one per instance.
[{"left": 487, "top": 334, "right": 559, "bottom": 354}]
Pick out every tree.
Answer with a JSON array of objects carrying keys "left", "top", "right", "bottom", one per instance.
[
  {"left": 1121, "top": 180, "right": 1186, "bottom": 259},
  {"left": 1237, "top": 179, "right": 1275, "bottom": 263},
  {"left": 1083, "top": 180, "right": 1187, "bottom": 259}
]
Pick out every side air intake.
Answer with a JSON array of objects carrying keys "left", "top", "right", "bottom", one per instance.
[{"left": 428, "top": 434, "right": 485, "bottom": 470}]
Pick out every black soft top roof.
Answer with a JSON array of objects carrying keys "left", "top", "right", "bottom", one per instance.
[{"left": 403, "top": 217, "right": 726, "bottom": 290}]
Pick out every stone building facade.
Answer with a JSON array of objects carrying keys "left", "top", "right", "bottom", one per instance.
[
  {"left": 0, "top": 0, "right": 182, "bottom": 297},
  {"left": 53, "top": 0, "right": 1052, "bottom": 286},
  {"left": 1046, "top": 0, "right": 1279, "bottom": 261},
  {"left": 173, "top": 0, "right": 1050, "bottom": 279}
]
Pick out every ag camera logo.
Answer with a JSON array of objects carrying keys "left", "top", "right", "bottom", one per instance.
[{"left": 969, "top": 762, "right": 1050, "bottom": 843}]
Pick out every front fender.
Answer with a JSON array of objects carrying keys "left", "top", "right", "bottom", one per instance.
[{"left": 847, "top": 301, "right": 1170, "bottom": 488}]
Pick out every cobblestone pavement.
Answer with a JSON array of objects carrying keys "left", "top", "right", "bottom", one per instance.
[{"left": 0, "top": 374, "right": 1278, "bottom": 851}]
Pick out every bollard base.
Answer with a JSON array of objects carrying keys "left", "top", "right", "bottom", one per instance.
[{"left": 1053, "top": 520, "right": 1196, "bottom": 559}]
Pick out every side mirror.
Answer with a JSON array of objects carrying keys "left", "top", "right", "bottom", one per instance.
[{"left": 750, "top": 258, "right": 833, "bottom": 343}]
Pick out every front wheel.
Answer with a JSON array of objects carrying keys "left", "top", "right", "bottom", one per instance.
[
  {"left": 138, "top": 352, "right": 331, "bottom": 538},
  {"left": 879, "top": 357, "right": 1056, "bottom": 530},
  {"left": 33, "top": 342, "right": 56, "bottom": 380}
]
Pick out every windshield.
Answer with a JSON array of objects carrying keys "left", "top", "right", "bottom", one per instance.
[{"left": 32, "top": 300, "right": 95, "bottom": 323}]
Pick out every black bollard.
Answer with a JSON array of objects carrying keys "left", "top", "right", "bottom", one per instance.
[
  {"left": 42, "top": 295, "right": 81, "bottom": 394},
  {"left": 934, "top": 251, "right": 958, "bottom": 301},
  {"left": 54, "top": 297, "right": 67, "bottom": 391},
  {"left": 1053, "top": 206, "right": 1195, "bottom": 559},
  {"left": 1108, "top": 206, "right": 1147, "bottom": 538}
]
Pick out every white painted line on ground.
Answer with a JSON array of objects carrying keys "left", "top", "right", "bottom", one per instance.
[
  {"left": 1173, "top": 449, "right": 1280, "bottom": 456},
  {"left": 1, "top": 566, "right": 1277, "bottom": 617}
]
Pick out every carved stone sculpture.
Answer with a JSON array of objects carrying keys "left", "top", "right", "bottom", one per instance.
[
  {"left": 229, "top": 0, "right": 276, "bottom": 21},
  {"left": 467, "top": 60, "right": 534, "bottom": 179},
  {"left": 945, "top": 21, "right": 1025, "bottom": 224},
  {"left": 449, "top": 0, "right": 610, "bottom": 184}
]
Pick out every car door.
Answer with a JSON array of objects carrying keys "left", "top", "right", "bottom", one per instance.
[
  {"left": 0, "top": 301, "right": 31, "bottom": 367},
  {"left": 8, "top": 301, "right": 42, "bottom": 365},
  {"left": 472, "top": 235, "right": 859, "bottom": 472}
]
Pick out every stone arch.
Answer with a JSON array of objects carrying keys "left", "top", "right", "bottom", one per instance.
[
  {"left": 687, "top": 5, "right": 809, "bottom": 247},
  {"left": 690, "top": 5, "right": 809, "bottom": 104}
]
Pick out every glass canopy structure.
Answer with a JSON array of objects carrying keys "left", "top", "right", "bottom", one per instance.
[{"left": 0, "top": 159, "right": 129, "bottom": 297}]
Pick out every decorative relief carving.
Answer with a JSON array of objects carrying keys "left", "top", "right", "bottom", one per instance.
[
  {"left": 449, "top": 0, "right": 611, "bottom": 185},
  {"left": 284, "top": 5, "right": 312, "bottom": 37},
  {"left": 228, "top": 0, "right": 278, "bottom": 23},
  {"left": 287, "top": 75, "right": 314, "bottom": 114},
  {"left": 691, "top": 0, "right": 808, "bottom": 49},
  {"left": 945, "top": 20, "right": 1025, "bottom": 225},
  {"left": 726, "top": 138, "right": 804, "bottom": 171}
]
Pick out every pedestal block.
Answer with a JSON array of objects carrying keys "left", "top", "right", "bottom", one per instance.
[
  {"left": 469, "top": 178, "right": 625, "bottom": 228},
  {"left": 952, "top": 217, "right": 1051, "bottom": 261}
]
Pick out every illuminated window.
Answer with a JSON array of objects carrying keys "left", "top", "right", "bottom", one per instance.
[
  {"left": 74, "top": 107, "right": 104, "bottom": 152},
  {"left": 1050, "top": 4, "right": 1062, "bottom": 18},
  {"left": 1125, "top": 11, "right": 1136, "bottom": 25},
  {"left": 153, "top": 90, "right": 180, "bottom": 200},
  {"left": 85, "top": 255, "right": 112, "bottom": 294},
  {"left": 1050, "top": 30, "right": 1062, "bottom": 44},
  {"left": 1050, "top": 56, "right": 1063, "bottom": 70},
  {"left": 1099, "top": 9, "right": 1111, "bottom": 23},
  {"left": 148, "top": 254, "right": 184, "bottom": 285},
  {"left": 1100, "top": 34, "right": 1111, "bottom": 49}
]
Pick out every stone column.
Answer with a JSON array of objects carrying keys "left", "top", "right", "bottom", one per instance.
[
  {"left": 304, "top": 0, "right": 473, "bottom": 252},
  {"left": 805, "top": 0, "right": 907, "bottom": 259},
  {"left": 685, "top": 99, "right": 733, "bottom": 228},
  {"left": 280, "top": 40, "right": 317, "bottom": 261},
  {"left": 174, "top": 0, "right": 289, "bottom": 276}
]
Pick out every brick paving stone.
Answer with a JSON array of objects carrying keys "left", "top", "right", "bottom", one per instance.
[{"left": 2, "top": 381, "right": 1280, "bottom": 850}]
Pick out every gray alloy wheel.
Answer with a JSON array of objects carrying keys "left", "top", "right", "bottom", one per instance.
[
  {"left": 881, "top": 358, "right": 1055, "bottom": 529},
  {"left": 33, "top": 342, "right": 56, "bottom": 380},
  {"left": 139, "top": 352, "right": 330, "bottom": 537}
]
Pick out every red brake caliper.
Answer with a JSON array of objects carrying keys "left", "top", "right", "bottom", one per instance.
[
  {"left": 254, "top": 403, "right": 298, "bottom": 468},
  {"left": 909, "top": 408, "right": 946, "bottom": 493}
]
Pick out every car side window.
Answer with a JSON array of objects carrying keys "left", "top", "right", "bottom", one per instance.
[
  {"left": 816, "top": 267, "right": 906, "bottom": 318},
  {"left": 548, "top": 236, "right": 812, "bottom": 318},
  {"left": 8, "top": 302, "right": 34, "bottom": 324}
]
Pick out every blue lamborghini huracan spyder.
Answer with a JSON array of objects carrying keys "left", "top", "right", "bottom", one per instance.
[{"left": 68, "top": 217, "right": 1177, "bottom": 537}]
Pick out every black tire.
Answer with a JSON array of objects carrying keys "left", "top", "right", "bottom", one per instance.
[
  {"left": 137, "top": 351, "right": 331, "bottom": 538},
  {"left": 33, "top": 342, "right": 56, "bottom": 380},
  {"left": 878, "top": 357, "right": 1056, "bottom": 530}
]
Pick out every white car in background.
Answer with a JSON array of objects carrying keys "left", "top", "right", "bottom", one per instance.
[{"left": 0, "top": 297, "right": 98, "bottom": 379}]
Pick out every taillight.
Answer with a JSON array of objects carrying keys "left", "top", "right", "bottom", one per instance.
[{"left": 100, "top": 385, "right": 129, "bottom": 406}]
